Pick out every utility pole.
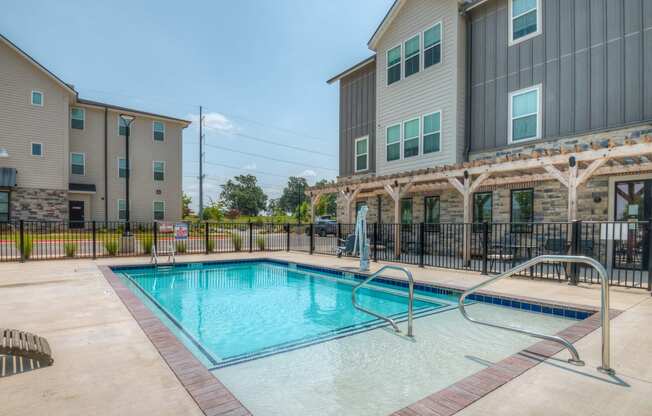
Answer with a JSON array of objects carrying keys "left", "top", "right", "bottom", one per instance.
[{"left": 199, "top": 106, "right": 205, "bottom": 219}]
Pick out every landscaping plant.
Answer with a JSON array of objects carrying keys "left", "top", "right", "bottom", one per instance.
[
  {"left": 141, "top": 235, "right": 153, "bottom": 255},
  {"left": 104, "top": 239, "right": 118, "bottom": 256},
  {"left": 256, "top": 236, "right": 266, "bottom": 251},
  {"left": 176, "top": 241, "right": 187, "bottom": 253},
  {"left": 15, "top": 233, "right": 33, "bottom": 259},
  {"left": 64, "top": 242, "right": 77, "bottom": 258},
  {"left": 231, "top": 233, "right": 242, "bottom": 251}
]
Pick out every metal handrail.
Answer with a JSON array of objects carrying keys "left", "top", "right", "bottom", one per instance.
[
  {"left": 459, "top": 255, "right": 614, "bottom": 375},
  {"left": 352, "top": 265, "right": 415, "bottom": 337}
]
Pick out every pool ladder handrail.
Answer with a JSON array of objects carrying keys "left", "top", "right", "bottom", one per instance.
[
  {"left": 458, "top": 254, "right": 614, "bottom": 375},
  {"left": 352, "top": 265, "right": 414, "bottom": 337}
]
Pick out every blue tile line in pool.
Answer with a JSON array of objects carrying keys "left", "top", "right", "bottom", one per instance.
[{"left": 111, "top": 258, "right": 595, "bottom": 322}]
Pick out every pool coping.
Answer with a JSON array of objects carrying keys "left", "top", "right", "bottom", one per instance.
[{"left": 100, "top": 258, "right": 621, "bottom": 416}]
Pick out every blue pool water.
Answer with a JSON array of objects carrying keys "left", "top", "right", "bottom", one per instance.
[{"left": 117, "top": 261, "right": 451, "bottom": 367}]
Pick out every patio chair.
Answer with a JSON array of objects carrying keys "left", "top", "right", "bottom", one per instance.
[
  {"left": 336, "top": 234, "right": 356, "bottom": 258},
  {"left": 1, "top": 328, "right": 53, "bottom": 377}
]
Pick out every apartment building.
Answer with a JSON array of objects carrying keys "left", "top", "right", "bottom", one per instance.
[
  {"left": 316, "top": 0, "right": 652, "bottom": 229},
  {"left": 0, "top": 34, "right": 189, "bottom": 224}
]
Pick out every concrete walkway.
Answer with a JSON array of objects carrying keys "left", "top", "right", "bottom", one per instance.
[{"left": 0, "top": 252, "right": 650, "bottom": 415}]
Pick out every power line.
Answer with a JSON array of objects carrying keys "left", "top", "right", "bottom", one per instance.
[
  {"left": 183, "top": 175, "right": 285, "bottom": 190},
  {"left": 202, "top": 142, "right": 337, "bottom": 171},
  {"left": 218, "top": 131, "right": 336, "bottom": 158}
]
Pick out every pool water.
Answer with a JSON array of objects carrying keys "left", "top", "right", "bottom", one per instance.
[{"left": 117, "top": 260, "right": 582, "bottom": 416}]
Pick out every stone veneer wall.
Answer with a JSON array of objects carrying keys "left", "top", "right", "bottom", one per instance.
[
  {"left": 9, "top": 187, "right": 68, "bottom": 221},
  {"left": 335, "top": 125, "right": 650, "bottom": 223}
]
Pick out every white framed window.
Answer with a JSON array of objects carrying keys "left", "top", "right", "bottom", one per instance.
[
  {"left": 403, "top": 118, "right": 419, "bottom": 158},
  {"left": 70, "top": 152, "right": 85, "bottom": 176},
  {"left": 117, "top": 199, "right": 127, "bottom": 221},
  {"left": 31, "top": 142, "right": 43, "bottom": 157},
  {"left": 386, "top": 124, "right": 401, "bottom": 161},
  {"left": 153, "top": 160, "right": 165, "bottom": 181},
  {"left": 153, "top": 121, "right": 165, "bottom": 141},
  {"left": 404, "top": 35, "right": 420, "bottom": 78},
  {"left": 386, "top": 45, "right": 401, "bottom": 85},
  {"left": 153, "top": 200, "right": 165, "bottom": 221},
  {"left": 509, "top": 0, "right": 541, "bottom": 45},
  {"left": 354, "top": 136, "right": 369, "bottom": 172},
  {"left": 31, "top": 90, "right": 43, "bottom": 107},
  {"left": 423, "top": 112, "right": 441, "bottom": 154},
  {"left": 423, "top": 23, "right": 442, "bottom": 69},
  {"left": 71, "top": 107, "right": 85, "bottom": 130},
  {"left": 509, "top": 85, "right": 542, "bottom": 143},
  {"left": 118, "top": 158, "right": 128, "bottom": 178}
]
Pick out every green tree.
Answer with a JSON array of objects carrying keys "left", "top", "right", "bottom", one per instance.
[
  {"left": 182, "top": 192, "right": 193, "bottom": 218},
  {"left": 294, "top": 201, "right": 310, "bottom": 223},
  {"left": 219, "top": 174, "right": 268, "bottom": 216},
  {"left": 279, "top": 176, "right": 308, "bottom": 214},
  {"left": 202, "top": 199, "right": 224, "bottom": 221},
  {"left": 313, "top": 179, "right": 336, "bottom": 218}
]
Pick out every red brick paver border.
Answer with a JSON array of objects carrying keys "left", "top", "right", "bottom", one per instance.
[{"left": 100, "top": 266, "right": 251, "bottom": 416}]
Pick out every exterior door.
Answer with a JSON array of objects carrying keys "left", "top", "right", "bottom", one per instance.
[
  {"left": 69, "top": 201, "right": 84, "bottom": 229},
  {"left": 614, "top": 180, "right": 651, "bottom": 269}
]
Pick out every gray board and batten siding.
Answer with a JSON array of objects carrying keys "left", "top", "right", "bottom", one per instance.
[
  {"left": 467, "top": 0, "right": 652, "bottom": 154},
  {"left": 339, "top": 59, "right": 377, "bottom": 177}
]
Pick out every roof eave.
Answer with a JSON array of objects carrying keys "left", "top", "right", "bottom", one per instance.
[
  {"left": 75, "top": 98, "right": 192, "bottom": 127},
  {"left": 326, "top": 55, "right": 376, "bottom": 84}
]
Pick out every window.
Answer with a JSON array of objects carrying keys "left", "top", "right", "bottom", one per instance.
[
  {"left": 510, "top": 0, "right": 540, "bottom": 44},
  {"left": 424, "top": 196, "right": 440, "bottom": 232},
  {"left": 354, "top": 136, "right": 368, "bottom": 172},
  {"left": 153, "top": 121, "right": 165, "bottom": 141},
  {"left": 70, "top": 153, "right": 85, "bottom": 176},
  {"left": 119, "top": 118, "right": 130, "bottom": 136},
  {"left": 423, "top": 112, "right": 441, "bottom": 154},
  {"left": 509, "top": 85, "right": 541, "bottom": 143},
  {"left": 118, "top": 199, "right": 127, "bottom": 221},
  {"left": 153, "top": 201, "right": 165, "bottom": 221},
  {"left": 118, "top": 158, "right": 128, "bottom": 178},
  {"left": 400, "top": 198, "right": 413, "bottom": 224},
  {"left": 404, "top": 35, "right": 420, "bottom": 77},
  {"left": 473, "top": 192, "right": 493, "bottom": 231},
  {"left": 386, "top": 124, "right": 401, "bottom": 161},
  {"left": 403, "top": 118, "right": 419, "bottom": 158},
  {"left": 153, "top": 161, "right": 165, "bottom": 181},
  {"left": 31, "top": 143, "right": 43, "bottom": 157},
  {"left": 0, "top": 191, "right": 9, "bottom": 222},
  {"left": 423, "top": 23, "right": 442, "bottom": 68},
  {"left": 387, "top": 45, "right": 401, "bottom": 85},
  {"left": 71, "top": 108, "right": 85, "bottom": 130},
  {"left": 31, "top": 91, "right": 43, "bottom": 106},
  {"left": 511, "top": 189, "right": 534, "bottom": 232}
]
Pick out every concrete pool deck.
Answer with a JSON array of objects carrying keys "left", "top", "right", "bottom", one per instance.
[{"left": 0, "top": 252, "right": 650, "bottom": 415}]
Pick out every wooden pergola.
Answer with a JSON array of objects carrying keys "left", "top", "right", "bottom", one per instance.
[{"left": 307, "top": 136, "right": 652, "bottom": 260}]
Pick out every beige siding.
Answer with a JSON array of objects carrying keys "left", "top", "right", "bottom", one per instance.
[
  {"left": 0, "top": 41, "right": 70, "bottom": 190},
  {"left": 375, "top": 0, "right": 464, "bottom": 176}
]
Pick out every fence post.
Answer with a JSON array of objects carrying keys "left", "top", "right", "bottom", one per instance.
[
  {"left": 92, "top": 221, "right": 97, "bottom": 259},
  {"left": 569, "top": 220, "right": 582, "bottom": 285},
  {"left": 309, "top": 223, "right": 314, "bottom": 255},
  {"left": 647, "top": 221, "right": 652, "bottom": 291},
  {"left": 419, "top": 223, "right": 425, "bottom": 268},
  {"left": 286, "top": 223, "right": 290, "bottom": 251},
  {"left": 337, "top": 223, "right": 342, "bottom": 242},
  {"left": 205, "top": 222, "right": 209, "bottom": 254},
  {"left": 19, "top": 220, "right": 25, "bottom": 263},
  {"left": 249, "top": 222, "right": 253, "bottom": 253},
  {"left": 153, "top": 221, "right": 158, "bottom": 254},
  {"left": 481, "top": 221, "right": 489, "bottom": 275},
  {"left": 373, "top": 222, "right": 378, "bottom": 262}
]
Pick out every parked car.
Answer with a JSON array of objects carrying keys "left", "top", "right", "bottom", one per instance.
[{"left": 308, "top": 218, "right": 338, "bottom": 236}]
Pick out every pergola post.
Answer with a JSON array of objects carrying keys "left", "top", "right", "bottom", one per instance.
[
  {"left": 447, "top": 172, "right": 491, "bottom": 265},
  {"left": 384, "top": 181, "right": 414, "bottom": 257},
  {"left": 339, "top": 188, "right": 361, "bottom": 224},
  {"left": 308, "top": 192, "right": 322, "bottom": 222}
]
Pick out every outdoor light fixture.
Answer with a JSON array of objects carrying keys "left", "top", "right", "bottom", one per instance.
[
  {"left": 119, "top": 114, "right": 136, "bottom": 236},
  {"left": 464, "top": 170, "right": 469, "bottom": 179},
  {"left": 0, "top": 148, "right": 8, "bottom": 158},
  {"left": 569, "top": 156, "right": 577, "bottom": 168},
  {"left": 394, "top": 180, "right": 399, "bottom": 187}
]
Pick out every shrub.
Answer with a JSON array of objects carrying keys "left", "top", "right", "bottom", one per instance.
[
  {"left": 141, "top": 235, "right": 153, "bottom": 255},
  {"left": 104, "top": 239, "right": 118, "bottom": 256},
  {"left": 231, "top": 233, "right": 242, "bottom": 251},
  {"left": 206, "top": 238, "right": 215, "bottom": 252},
  {"left": 64, "top": 242, "right": 77, "bottom": 258},
  {"left": 256, "top": 236, "right": 266, "bottom": 251},
  {"left": 15, "top": 233, "right": 33, "bottom": 259},
  {"left": 176, "top": 241, "right": 187, "bottom": 253}
]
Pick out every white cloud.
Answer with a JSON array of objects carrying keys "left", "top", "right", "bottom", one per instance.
[
  {"left": 187, "top": 112, "right": 234, "bottom": 132},
  {"left": 298, "top": 169, "right": 316, "bottom": 178}
]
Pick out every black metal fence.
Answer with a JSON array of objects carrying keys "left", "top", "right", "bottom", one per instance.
[{"left": 1, "top": 220, "right": 650, "bottom": 290}]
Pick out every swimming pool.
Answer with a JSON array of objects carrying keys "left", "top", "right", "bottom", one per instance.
[{"left": 115, "top": 260, "right": 590, "bottom": 416}]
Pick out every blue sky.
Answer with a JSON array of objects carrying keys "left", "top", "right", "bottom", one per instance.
[{"left": 1, "top": 0, "right": 393, "bottom": 210}]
